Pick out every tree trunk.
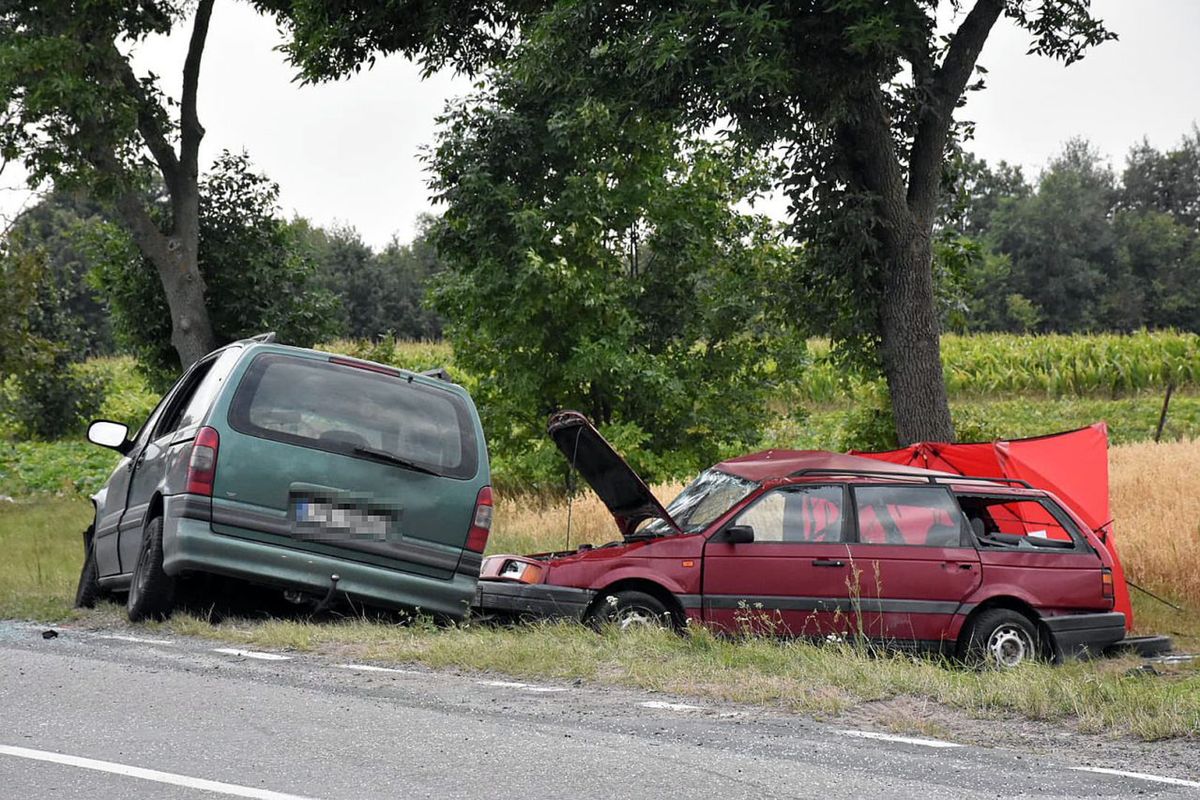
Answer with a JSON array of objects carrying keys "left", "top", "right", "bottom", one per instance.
[
  {"left": 112, "top": 192, "right": 217, "bottom": 368},
  {"left": 878, "top": 221, "right": 955, "bottom": 445}
]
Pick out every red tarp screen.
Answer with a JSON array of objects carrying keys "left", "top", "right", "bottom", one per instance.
[{"left": 851, "top": 423, "right": 1132, "bottom": 630}]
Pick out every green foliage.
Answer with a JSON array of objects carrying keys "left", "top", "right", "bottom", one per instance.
[
  {"left": 944, "top": 135, "right": 1200, "bottom": 335},
  {"left": 0, "top": 439, "right": 118, "bottom": 496},
  {"left": 89, "top": 152, "right": 341, "bottom": 389},
  {"left": 427, "top": 72, "right": 800, "bottom": 487},
  {"left": 0, "top": 358, "right": 105, "bottom": 441},
  {"left": 298, "top": 216, "right": 445, "bottom": 341},
  {"left": 4, "top": 190, "right": 114, "bottom": 356}
]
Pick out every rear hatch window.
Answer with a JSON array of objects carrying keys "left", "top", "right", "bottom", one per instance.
[{"left": 229, "top": 353, "right": 479, "bottom": 479}]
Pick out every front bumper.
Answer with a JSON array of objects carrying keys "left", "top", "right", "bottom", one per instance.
[
  {"left": 1042, "top": 612, "right": 1127, "bottom": 660},
  {"left": 474, "top": 580, "right": 596, "bottom": 622}
]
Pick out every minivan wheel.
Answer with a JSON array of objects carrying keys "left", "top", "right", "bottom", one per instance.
[
  {"left": 127, "top": 515, "right": 176, "bottom": 622},
  {"left": 73, "top": 524, "right": 103, "bottom": 609},
  {"left": 589, "top": 590, "right": 675, "bottom": 631},
  {"left": 960, "top": 608, "right": 1041, "bottom": 669}
]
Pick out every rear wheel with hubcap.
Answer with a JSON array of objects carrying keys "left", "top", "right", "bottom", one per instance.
[
  {"left": 588, "top": 590, "right": 676, "bottom": 631},
  {"left": 960, "top": 608, "right": 1042, "bottom": 669},
  {"left": 127, "top": 515, "right": 176, "bottom": 622}
]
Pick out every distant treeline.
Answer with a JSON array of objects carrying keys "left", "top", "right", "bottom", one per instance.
[
  {"left": 4, "top": 183, "right": 445, "bottom": 363},
  {"left": 941, "top": 132, "right": 1200, "bottom": 334}
]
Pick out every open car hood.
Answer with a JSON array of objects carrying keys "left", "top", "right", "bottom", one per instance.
[{"left": 547, "top": 410, "right": 682, "bottom": 538}]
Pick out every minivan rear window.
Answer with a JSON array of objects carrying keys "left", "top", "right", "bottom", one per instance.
[{"left": 229, "top": 353, "right": 479, "bottom": 479}]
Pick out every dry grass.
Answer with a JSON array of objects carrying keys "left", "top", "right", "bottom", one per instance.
[{"left": 1111, "top": 438, "right": 1200, "bottom": 609}]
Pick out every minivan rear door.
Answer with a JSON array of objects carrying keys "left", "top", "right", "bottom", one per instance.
[{"left": 210, "top": 352, "right": 485, "bottom": 580}]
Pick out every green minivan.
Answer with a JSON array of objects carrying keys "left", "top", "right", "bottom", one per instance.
[{"left": 76, "top": 336, "right": 492, "bottom": 622}]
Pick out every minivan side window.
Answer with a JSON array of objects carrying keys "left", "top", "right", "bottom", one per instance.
[
  {"left": 730, "top": 485, "right": 846, "bottom": 543},
  {"left": 154, "top": 347, "right": 241, "bottom": 439},
  {"left": 852, "top": 485, "right": 965, "bottom": 547}
]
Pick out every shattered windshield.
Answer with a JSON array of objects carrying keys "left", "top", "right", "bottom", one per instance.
[{"left": 638, "top": 469, "right": 759, "bottom": 536}]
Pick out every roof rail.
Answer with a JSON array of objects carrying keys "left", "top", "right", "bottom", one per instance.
[
  {"left": 787, "top": 468, "right": 1033, "bottom": 489},
  {"left": 420, "top": 367, "right": 453, "bottom": 383},
  {"left": 244, "top": 332, "right": 276, "bottom": 343}
]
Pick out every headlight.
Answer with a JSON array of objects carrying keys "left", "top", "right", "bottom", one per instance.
[{"left": 499, "top": 559, "right": 545, "bottom": 584}]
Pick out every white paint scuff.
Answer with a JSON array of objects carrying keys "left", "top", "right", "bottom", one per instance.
[
  {"left": 212, "top": 648, "right": 291, "bottom": 661},
  {"left": 640, "top": 700, "right": 704, "bottom": 712},
  {"left": 837, "top": 730, "right": 962, "bottom": 749}
]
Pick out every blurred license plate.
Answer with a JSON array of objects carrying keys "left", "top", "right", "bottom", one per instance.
[{"left": 293, "top": 499, "right": 391, "bottom": 541}]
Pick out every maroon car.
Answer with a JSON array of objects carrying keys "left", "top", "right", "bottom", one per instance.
[{"left": 475, "top": 411, "right": 1127, "bottom": 667}]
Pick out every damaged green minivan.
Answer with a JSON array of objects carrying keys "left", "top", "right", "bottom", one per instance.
[{"left": 76, "top": 336, "right": 492, "bottom": 622}]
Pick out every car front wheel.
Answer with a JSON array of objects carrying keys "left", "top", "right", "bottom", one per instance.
[
  {"left": 960, "top": 608, "right": 1042, "bottom": 669},
  {"left": 127, "top": 515, "right": 176, "bottom": 622},
  {"left": 73, "top": 524, "right": 103, "bottom": 609},
  {"left": 588, "top": 590, "right": 676, "bottom": 631}
]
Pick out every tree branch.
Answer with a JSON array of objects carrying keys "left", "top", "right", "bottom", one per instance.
[
  {"left": 906, "top": 0, "right": 1003, "bottom": 223},
  {"left": 113, "top": 55, "right": 182, "bottom": 189},
  {"left": 180, "top": 0, "right": 214, "bottom": 180}
]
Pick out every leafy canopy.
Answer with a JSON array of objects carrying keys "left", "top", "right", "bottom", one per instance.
[{"left": 427, "top": 73, "right": 802, "bottom": 486}]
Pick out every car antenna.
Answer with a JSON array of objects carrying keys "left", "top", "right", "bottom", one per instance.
[{"left": 564, "top": 425, "right": 583, "bottom": 552}]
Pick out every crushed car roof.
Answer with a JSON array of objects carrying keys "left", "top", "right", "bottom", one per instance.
[{"left": 714, "top": 450, "right": 961, "bottom": 483}]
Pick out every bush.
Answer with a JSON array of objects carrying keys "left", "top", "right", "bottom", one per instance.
[{"left": 0, "top": 353, "right": 105, "bottom": 441}]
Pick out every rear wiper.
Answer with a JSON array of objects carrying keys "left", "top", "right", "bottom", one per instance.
[{"left": 352, "top": 446, "right": 441, "bottom": 477}]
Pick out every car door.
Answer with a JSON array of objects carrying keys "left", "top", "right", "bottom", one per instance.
[
  {"left": 93, "top": 394, "right": 173, "bottom": 577},
  {"left": 117, "top": 350, "right": 236, "bottom": 573},
  {"left": 701, "top": 484, "right": 855, "bottom": 636},
  {"left": 842, "top": 484, "right": 982, "bottom": 646}
]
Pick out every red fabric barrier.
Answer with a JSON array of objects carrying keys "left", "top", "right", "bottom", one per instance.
[{"left": 852, "top": 423, "right": 1133, "bottom": 630}]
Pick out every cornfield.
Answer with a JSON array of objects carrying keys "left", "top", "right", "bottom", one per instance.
[{"left": 800, "top": 331, "right": 1200, "bottom": 403}]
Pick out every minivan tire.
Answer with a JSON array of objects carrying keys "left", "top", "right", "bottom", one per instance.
[
  {"left": 959, "top": 608, "right": 1042, "bottom": 669},
  {"left": 589, "top": 590, "right": 676, "bottom": 631},
  {"left": 127, "top": 515, "right": 176, "bottom": 622},
  {"left": 74, "top": 524, "right": 103, "bottom": 609}
]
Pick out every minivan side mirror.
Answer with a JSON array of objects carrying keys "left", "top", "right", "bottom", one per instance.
[
  {"left": 721, "top": 525, "right": 755, "bottom": 544},
  {"left": 87, "top": 420, "right": 131, "bottom": 454}
]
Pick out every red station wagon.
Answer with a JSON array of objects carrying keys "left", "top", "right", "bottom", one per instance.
[{"left": 475, "top": 411, "right": 1128, "bottom": 668}]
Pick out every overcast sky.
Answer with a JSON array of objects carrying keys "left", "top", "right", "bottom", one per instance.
[{"left": 2, "top": 0, "right": 1198, "bottom": 249}]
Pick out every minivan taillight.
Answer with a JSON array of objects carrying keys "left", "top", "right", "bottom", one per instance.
[
  {"left": 186, "top": 426, "right": 220, "bottom": 497},
  {"left": 465, "top": 486, "right": 493, "bottom": 553},
  {"left": 1101, "top": 567, "right": 1115, "bottom": 605}
]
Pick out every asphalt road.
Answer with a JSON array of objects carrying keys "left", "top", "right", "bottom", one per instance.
[{"left": 0, "top": 621, "right": 1195, "bottom": 799}]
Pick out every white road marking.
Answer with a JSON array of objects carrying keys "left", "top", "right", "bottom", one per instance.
[
  {"left": 98, "top": 635, "right": 174, "bottom": 646},
  {"left": 212, "top": 648, "right": 291, "bottom": 661},
  {"left": 837, "top": 730, "right": 962, "bottom": 749},
  {"left": 477, "top": 680, "right": 568, "bottom": 693},
  {"left": 0, "top": 745, "right": 315, "bottom": 799},
  {"left": 478, "top": 680, "right": 530, "bottom": 688},
  {"left": 640, "top": 701, "right": 704, "bottom": 712},
  {"left": 335, "top": 663, "right": 419, "bottom": 675},
  {"left": 1069, "top": 766, "right": 1200, "bottom": 789}
]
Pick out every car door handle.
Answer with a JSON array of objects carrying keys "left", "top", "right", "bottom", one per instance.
[{"left": 812, "top": 559, "right": 845, "bottom": 567}]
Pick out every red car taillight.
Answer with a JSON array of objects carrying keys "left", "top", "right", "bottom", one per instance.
[
  {"left": 465, "top": 486, "right": 493, "bottom": 553},
  {"left": 1101, "top": 567, "right": 1115, "bottom": 605},
  {"left": 186, "top": 426, "right": 220, "bottom": 497}
]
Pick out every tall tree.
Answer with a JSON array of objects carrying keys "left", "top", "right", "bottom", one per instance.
[
  {"left": 1, "top": 0, "right": 219, "bottom": 367},
  {"left": 265, "top": 0, "right": 1114, "bottom": 444}
]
